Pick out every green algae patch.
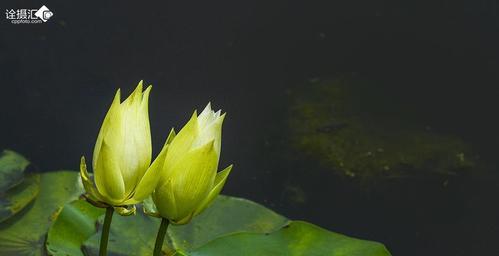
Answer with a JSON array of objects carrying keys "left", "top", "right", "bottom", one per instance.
[{"left": 288, "top": 77, "right": 473, "bottom": 179}]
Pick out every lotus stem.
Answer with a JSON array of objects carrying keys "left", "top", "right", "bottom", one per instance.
[
  {"left": 99, "top": 207, "right": 114, "bottom": 256},
  {"left": 153, "top": 218, "right": 170, "bottom": 256}
]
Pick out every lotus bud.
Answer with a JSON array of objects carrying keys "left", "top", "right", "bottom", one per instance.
[
  {"left": 80, "top": 81, "right": 165, "bottom": 212},
  {"left": 149, "top": 103, "right": 232, "bottom": 224}
]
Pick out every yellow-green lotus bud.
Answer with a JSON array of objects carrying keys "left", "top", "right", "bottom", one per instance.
[
  {"left": 150, "top": 103, "right": 233, "bottom": 224},
  {"left": 80, "top": 81, "right": 164, "bottom": 209}
]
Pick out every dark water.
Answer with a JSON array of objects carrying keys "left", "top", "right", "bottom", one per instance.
[{"left": 1, "top": 1, "right": 499, "bottom": 255}]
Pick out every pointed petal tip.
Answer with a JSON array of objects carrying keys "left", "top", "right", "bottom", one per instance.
[
  {"left": 214, "top": 164, "right": 233, "bottom": 185},
  {"left": 167, "top": 128, "right": 176, "bottom": 142},
  {"left": 141, "top": 84, "right": 152, "bottom": 104},
  {"left": 199, "top": 102, "right": 213, "bottom": 118},
  {"left": 134, "top": 81, "right": 144, "bottom": 96},
  {"left": 80, "top": 155, "right": 89, "bottom": 179},
  {"left": 114, "top": 89, "right": 121, "bottom": 102},
  {"left": 136, "top": 80, "right": 144, "bottom": 90},
  {"left": 219, "top": 164, "right": 233, "bottom": 177},
  {"left": 212, "top": 112, "right": 226, "bottom": 126},
  {"left": 189, "top": 110, "right": 199, "bottom": 122},
  {"left": 219, "top": 112, "right": 227, "bottom": 121},
  {"left": 124, "top": 80, "right": 145, "bottom": 104},
  {"left": 214, "top": 109, "right": 222, "bottom": 117}
]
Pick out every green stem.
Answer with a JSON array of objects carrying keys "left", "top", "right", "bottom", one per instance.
[
  {"left": 153, "top": 218, "right": 170, "bottom": 256},
  {"left": 99, "top": 207, "right": 114, "bottom": 256}
]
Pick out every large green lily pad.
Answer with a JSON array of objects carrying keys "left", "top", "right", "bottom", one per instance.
[
  {"left": 187, "top": 221, "right": 391, "bottom": 256},
  {"left": 0, "top": 174, "right": 40, "bottom": 223},
  {"left": 46, "top": 200, "right": 105, "bottom": 256},
  {"left": 82, "top": 195, "right": 289, "bottom": 255},
  {"left": 168, "top": 195, "right": 289, "bottom": 251},
  {"left": 0, "top": 171, "right": 83, "bottom": 255},
  {"left": 0, "top": 150, "right": 30, "bottom": 193}
]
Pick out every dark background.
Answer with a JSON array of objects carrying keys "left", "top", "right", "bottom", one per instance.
[{"left": 1, "top": 1, "right": 499, "bottom": 255}]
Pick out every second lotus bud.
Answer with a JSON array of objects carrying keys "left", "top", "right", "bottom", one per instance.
[{"left": 150, "top": 103, "right": 232, "bottom": 224}]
